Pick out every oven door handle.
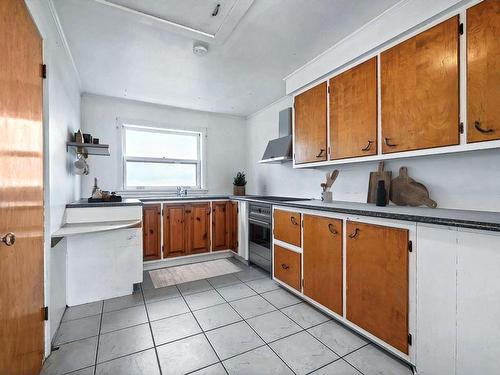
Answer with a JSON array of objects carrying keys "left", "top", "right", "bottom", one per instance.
[{"left": 249, "top": 218, "right": 271, "bottom": 228}]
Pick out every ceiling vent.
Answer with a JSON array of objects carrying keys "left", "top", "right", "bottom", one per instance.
[{"left": 193, "top": 42, "right": 208, "bottom": 56}]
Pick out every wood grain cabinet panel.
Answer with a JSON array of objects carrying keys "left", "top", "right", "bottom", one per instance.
[
  {"left": 303, "top": 215, "right": 343, "bottom": 315},
  {"left": 164, "top": 204, "right": 188, "bottom": 258},
  {"left": 330, "top": 57, "right": 378, "bottom": 159},
  {"left": 212, "top": 201, "right": 229, "bottom": 251},
  {"left": 346, "top": 221, "right": 409, "bottom": 354},
  {"left": 381, "top": 16, "right": 460, "bottom": 154},
  {"left": 273, "top": 209, "right": 301, "bottom": 247},
  {"left": 467, "top": 0, "right": 500, "bottom": 143},
  {"left": 189, "top": 203, "right": 211, "bottom": 254},
  {"left": 143, "top": 204, "right": 161, "bottom": 260},
  {"left": 294, "top": 82, "right": 328, "bottom": 164},
  {"left": 274, "top": 245, "right": 301, "bottom": 291}
]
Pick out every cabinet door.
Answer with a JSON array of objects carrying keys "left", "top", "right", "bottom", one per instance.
[
  {"left": 467, "top": 0, "right": 500, "bottom": 143},
  {"left": 164, "top": 204, "right": 187, "bottom": 258},
  {"left": 212, "top": 201, "right": 228, "bottom": 251},
  {"left": 189, "top": 203, "right": 210, "bottom": 254},
  {"left": 381, "top": 16, "right": 459, "bottom": 153},
  {"left": 142, "top": 204, "right": 161, "bottom": 260},
  {"left": 227, "top": 201, "right": 238, "bottom": 252},
  {"left": 294, "top": 82, "right": 327, "bottom": 164},
  {"left": 303, "top": 215, "right": 343, "bottom": 315},
  {"left": 274, "top": 245, "right": 301, "bottom": 291},
  {"left": 330, "top": 57, "right": 378, "bottom": 159},
  {"left": 273, "top": 209, "right": 301, "bottom": 247},
  {"left": 346, "top": 221, "right": 409, "bottom": 354}
]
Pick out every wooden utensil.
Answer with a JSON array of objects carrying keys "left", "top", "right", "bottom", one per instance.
[
  {"left": 367, "top": 162, "right": 392, "bottom": 204},
  {"left": 325, "top": 170, "right": 339, "bottom": 190},
  {"left": 390, "top": 167, "right": 437, "bottom": 208}
]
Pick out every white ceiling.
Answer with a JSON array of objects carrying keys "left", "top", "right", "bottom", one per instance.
[{"left": 53, "top": 0, "right": 401, "bottom": 116}]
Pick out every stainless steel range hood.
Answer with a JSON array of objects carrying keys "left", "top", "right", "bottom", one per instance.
[{"left": 259, "top": 108, "right": 293, "bottom": 164}]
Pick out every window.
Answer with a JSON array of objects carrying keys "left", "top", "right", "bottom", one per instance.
[{"left": 123, "top": 125, "right": 202, "bottom": 189}]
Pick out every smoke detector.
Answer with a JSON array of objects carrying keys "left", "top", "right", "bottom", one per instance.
[{"left": 193, "top": 42, "right": 208, "bottom": 56}]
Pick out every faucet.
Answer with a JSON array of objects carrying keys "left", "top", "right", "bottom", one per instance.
[{"left": 176, "top": 186, "right": 188, "bottom": 197}]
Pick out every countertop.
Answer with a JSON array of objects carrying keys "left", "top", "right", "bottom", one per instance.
[{"left": 66, "top": 198, "right": 143, "bottom": 208}]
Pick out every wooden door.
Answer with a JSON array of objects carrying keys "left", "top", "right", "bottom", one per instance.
[
  {"left": 381, "top": 16, "right": 459, "bottom": 153},
  {"left": 294, "top": 82, "right": 328, "bottom": 164},
  {"left": 303, "top": 215, "right": 343, "bottom": 315},
  {"left": 346, "top": 221, "right": 409, "bottom": 354},
  {"left": 164, "top": 204, "right": 188, "bottom": 257},
  {"left": 467, "top": 0, "right": 500, "bottom": 143},
  {"left": 330, "top": 57, "right": 378, "bottom": 159},
  {"left": 142, "top": 204, "right": 161, "bottom": 260},
  {"left": 189, "top": 203, "right": 210, "bottom": 254},
  {"left": 273, "top": 245, "right": 301, "bottom": 291},
  {"left": 212, "top": 201, "right": 228, "bottom": 251},
  {"left": 0, "top": 1, "right": 45, "bottom": 373},
  {"left": 273, "top": 209, "right": 301, "bottom": 247},
  {"left": 227, "top": 201, "right": 238, "bottom": 252}
]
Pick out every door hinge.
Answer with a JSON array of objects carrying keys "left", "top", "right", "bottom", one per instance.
[
  {"left": 459, "top": 122, "right": 464, "bottom": 134},
  {"left": 41, "top": 64, "right": 47, "bottom": 79},
  {"left": 301, "top": 220, "right": 304, "bottom": 228},
  {"left": 408, "top": 333, "right": 413, "bottom": 346},
  {"left": 459, "top": 23, "right": 464, "bottom": 35},
  {"left": 301, "top": 279, "right": 304, "bottom": 288},
  {"left": 327, "top": 86, "right": 330, "bottom": 94},
  {"left": 408, "top": 240, "right": 413, "bottom": 252},
  {"left": 43, "top": 306, "right": 49, "bottom": 321}
]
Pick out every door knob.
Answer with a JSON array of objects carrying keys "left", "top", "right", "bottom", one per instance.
[{"left": 1, "top": 232, "right": 16, "bottom": 246}]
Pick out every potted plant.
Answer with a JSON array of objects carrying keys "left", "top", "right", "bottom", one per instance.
[{"left": 233, "top": 171, "right": 247, "bottom": 196}]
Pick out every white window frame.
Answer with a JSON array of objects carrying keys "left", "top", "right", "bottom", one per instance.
[{"left": 118, "top": 120, "right": 207, "bottom": 191}]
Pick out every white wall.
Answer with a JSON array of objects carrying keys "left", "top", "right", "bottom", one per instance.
[
  {"left": 25, "top": 0, "right": 81, "bottom": 355},
  {"left": 246, "top": 97, "right": 500, "bottom": 212},
  {"left": 80, "top": 94, "right": 247, "bottom": 198}
]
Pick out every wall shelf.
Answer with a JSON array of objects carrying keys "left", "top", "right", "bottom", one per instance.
[{"left": 67, "top": 142, "right": 110, "bottom": 157}]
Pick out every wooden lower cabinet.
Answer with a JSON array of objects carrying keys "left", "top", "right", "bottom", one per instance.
[
  {"left": 164, "top": 204, "right": 189, "bottom": 258},
  {"left": 212, "top": 201, "right": 229, "bottom": 251},
  {"left": 303, "top": 215, "right": 343, "bottom": 315},
  {"left": 346, "top": 221, "right": 409, "bottom": 354},
  {"left": 274, "top": 245, "right": 301, "bottom": 291},
  {"left": 188, "top": 203, "right": 211, "bottom": 254},
  {"left": 143, "top": 204, "right": 161, "bottom": 260},
  {"left": 273, "top": 209, "right": 301, "bottom": 247}
]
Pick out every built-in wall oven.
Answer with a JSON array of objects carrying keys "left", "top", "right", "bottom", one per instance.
[{"left": 248, "top": 202, "right": 272, "bottom": 273}]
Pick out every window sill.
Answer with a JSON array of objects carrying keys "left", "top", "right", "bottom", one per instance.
[{"left": 116, "top": 189, "right": 209, "bottom": 199}]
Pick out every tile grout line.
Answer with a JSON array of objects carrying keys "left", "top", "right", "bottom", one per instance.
[
  {"left": 140, "top": 284, "right": 164, "bottom": 375},
  {"left": 92, "top": 301, "right": 104, "bottom": 375},
  {"left": 175, "top": 282, "right": 230, "bottom": 375},
  {"left": 206, "top": 276, "right": 298, "bottom": 375}
]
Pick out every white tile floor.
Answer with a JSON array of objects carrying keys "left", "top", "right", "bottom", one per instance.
[{"left": 41, "top": 258, "right": 414, "bottom": 375}]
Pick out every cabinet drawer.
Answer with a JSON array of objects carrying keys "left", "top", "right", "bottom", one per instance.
[
  {"left": 274, "top": 209, "right": 301, "bottom": 247},
  {"left": 274, "top": 245, "right": 301, "bottom": 291}
]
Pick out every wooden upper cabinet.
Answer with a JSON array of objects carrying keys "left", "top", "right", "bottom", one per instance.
[
  {"left": 294, "top": 82, "right": 328, "bottom": 164},
  {"left": 381, "top": 16, "right": 460, "bottom": 154},
  {"left": 274, "top": 245, "right": 301, "bottom": 291},
  {"left": 467, "top": 0, "right": 500, "bottom": 143},
  {"left": 164, "top": 204, "right": 188, "bottom": 258},
  {"left": 303, "top": 215, "right": 343, "bottom": 315},
  {"left": 330, "top": 57, "right": 378, "bottom": 159},
  {"left": 212, "top": 201, "right": 228, "bottom": 250},
  {"left": 227, "top": 201, "right": 238, "bottom": 252},
  {"left": 273, "top": 209, "right": 301, "bottom": 247},
  {"left": 143, "top": 204, "right": 161, "bottom": 260},
  {"left": 346, "top": 221, "right": 409, "bottom": 354},
  {"left": 189, "top": 203, "right": 211, "bottom": 254}
]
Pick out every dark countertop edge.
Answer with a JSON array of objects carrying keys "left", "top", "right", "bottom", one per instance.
[
  {"left": 66, "top": 199, "right": 143, "bottom": 208},
  {"left": 272, "top": 201, "right": 500, "bottom": 233},
  {"left": 139, "top": 196, "right": 230, "bottom": 202}
]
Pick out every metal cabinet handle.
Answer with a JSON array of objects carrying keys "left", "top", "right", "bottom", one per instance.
[
  {"left": 348, "top": 228, "right": 360, "bottom": 239},
  {"left": 1, "top": 232, "right": 15, "bottom": 246},
  {"left": 475, "top": 121, "right": 493, "bottom": 133},
  {"left": 196, "top": 217, "right": 201, "bottom": 221},
  {"left": 328, "top": 223, "right": 338, "bottom": 235},
  {"left": 316, "top": 149, "right": 325, "bottom": 158},
  {"left": 290, "top": 216, "right": 299, "bottom": 226},
  {"left": 384, "top": 138, "right": 397, "bottom": 147},
  {"left": 281, "top": 263, "right": 290, "bottom": 270},
  {"left": 362, "top": 140, "right": 373, "bottom": 151}
]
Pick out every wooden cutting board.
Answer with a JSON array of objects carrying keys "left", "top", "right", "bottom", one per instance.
[
  {"left": 390, "top": 167, "right": 437, "bottom": 208},
  {"left": 367, "top": 161, "right": 392, "bottom": 204}
]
